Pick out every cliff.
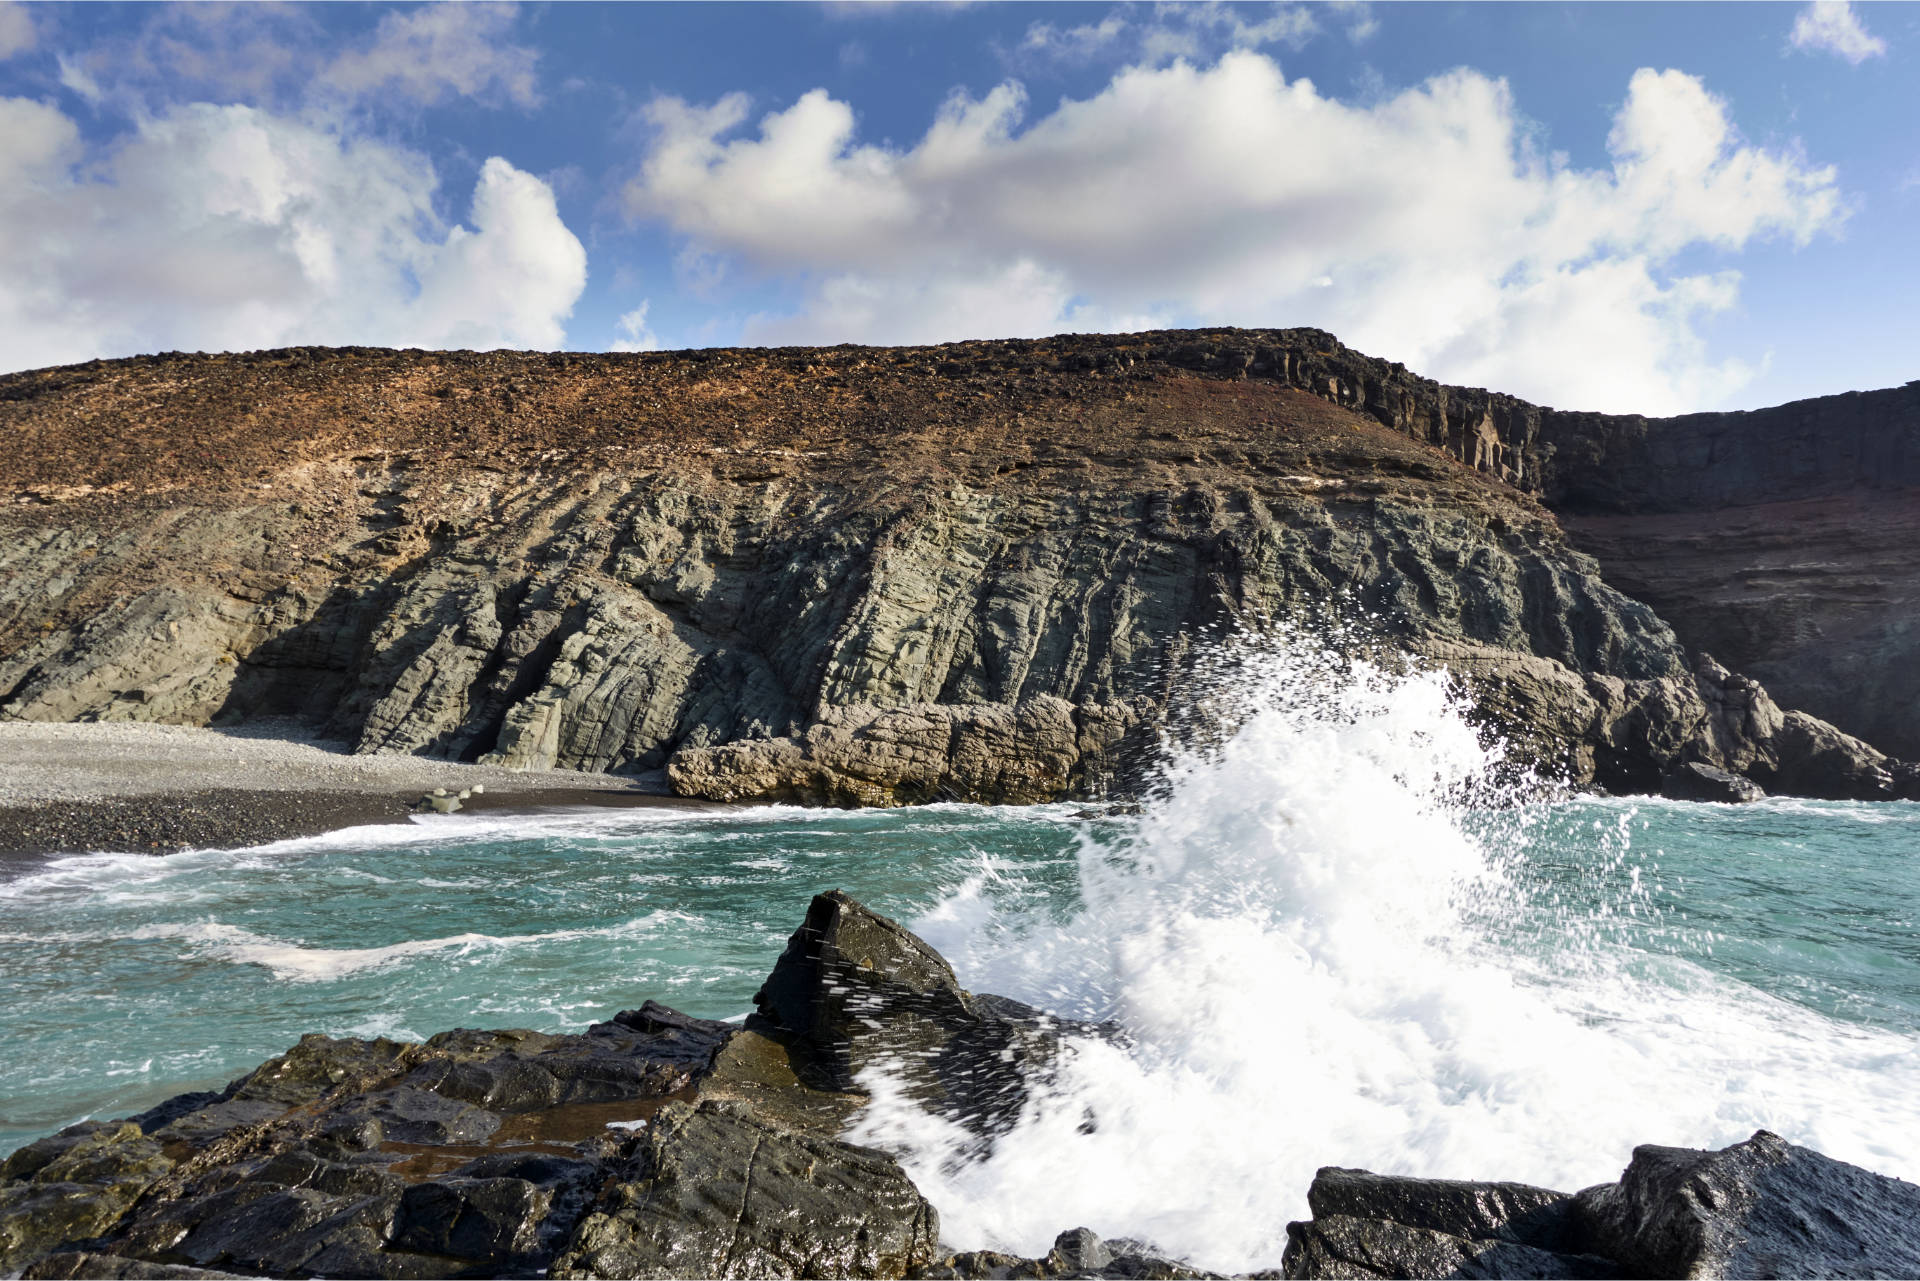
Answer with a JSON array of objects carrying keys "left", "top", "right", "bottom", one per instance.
[{"left": 1, "top": 331, "right": 1911, "bottom": 804}]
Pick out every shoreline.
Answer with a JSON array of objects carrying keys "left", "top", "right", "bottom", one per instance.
[{"left": 0, "top": 721, "right": 711, "bottom": 861}]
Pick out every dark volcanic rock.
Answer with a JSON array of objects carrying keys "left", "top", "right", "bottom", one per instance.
[
  {"left": 1282, "top": 1215, "right": 1617, "bottom": 1280},
  {"left": 751, "top": 890, "right": 1117, "bottom": 1137},
  {"left": 1283, "top": 1131, "right": 1920, "bottom": 1280},
  {"left": 1280, "top": 1168, "right": 1618, "bottom": 1280},
  {"left": 1661, "top": 762, "right": 1765, "bottom": 804},
  {"left": 1574, "top": 1130, "right": 1920, "bottom": 1279},
  {"left": 0, "top": 1123, "right": 176, "bottom": 1275},
  {"left": 551, "top": 1099, "right": 940, "bottom": 1279},
  {"left": 0, "top": 1013, "right": 731, "bottom": 1279}
]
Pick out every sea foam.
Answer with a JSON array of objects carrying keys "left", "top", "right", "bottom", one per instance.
[{"left": 847, "top": 632, "right": 1920, "bottom": 1272}]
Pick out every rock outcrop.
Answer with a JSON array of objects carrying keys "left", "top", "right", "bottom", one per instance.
[
  {"left": 7, "top": 893, "right": 1915, "bottom": 1280},
  {"left": 1282, "top": 1131, "right": 1920, "bottom": 1280},
  {"left": 2, "top": 332, "right": 1913, "bottom": 803}
]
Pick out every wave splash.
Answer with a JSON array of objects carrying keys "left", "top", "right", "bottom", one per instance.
[{"left": 845, "top": 631, "right": 1920, "bottom": 1272}]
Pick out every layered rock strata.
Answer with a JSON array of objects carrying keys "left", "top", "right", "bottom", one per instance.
[
  {"left": 6, "top": 893, "right": 1916, "bottom": 1280},
  {"left": 2, "top": 333, "right": 1913, "bottom": 803}
]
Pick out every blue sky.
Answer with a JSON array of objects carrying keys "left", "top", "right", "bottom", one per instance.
[{"left": 0, "top": 1, "right": 1912, "bottom": 414}]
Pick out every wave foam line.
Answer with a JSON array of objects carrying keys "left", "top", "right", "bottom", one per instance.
[{"left": 124, "top": 911, "right": 697, "bottom": 982}]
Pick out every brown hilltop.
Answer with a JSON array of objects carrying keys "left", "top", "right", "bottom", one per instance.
[
  {"left": 1, "top": 329, "right": 1914, "bottom": 808},
  {"left": 2, "top": 330, "right": 1544, "bottom": 510}
]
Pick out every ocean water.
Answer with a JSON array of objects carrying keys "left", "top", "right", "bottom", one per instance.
[{"left": 3, "top": 638, "right": 1918, "bottom": 1271}]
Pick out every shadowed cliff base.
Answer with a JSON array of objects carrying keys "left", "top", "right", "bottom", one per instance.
[{"left": 2, "top": 329, "right": 1914, "bottom": 806}]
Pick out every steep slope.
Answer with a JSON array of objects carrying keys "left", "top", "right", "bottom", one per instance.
[{"left": 0, "top": 332, "right": 1907, "bottom": 802}]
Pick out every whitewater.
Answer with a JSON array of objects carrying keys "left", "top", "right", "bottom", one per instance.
[{"left": 4, "top": 634, "right": 1918, "bottom": 1273}]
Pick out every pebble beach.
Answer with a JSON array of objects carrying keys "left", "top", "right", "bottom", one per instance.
[{"left": 0, "top": 721, "right": 697, "bottom": 859}]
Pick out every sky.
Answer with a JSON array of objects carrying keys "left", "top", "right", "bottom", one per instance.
[{"left": 0, "top": 1, "right": 1913, "bottom": 415}]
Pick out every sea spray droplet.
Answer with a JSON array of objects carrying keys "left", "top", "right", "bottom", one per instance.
[{"left": 848, "top": 627, "right": 1920, "bottom": 1274}]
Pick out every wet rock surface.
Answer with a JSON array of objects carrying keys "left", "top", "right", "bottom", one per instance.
[
  {"left": 750, "top": 891, "right": 1120, "bottom": 1139},
  {"left": 0, "top": 1012, "right": 734, "bottom": 1279},
  {"left": 1282, "top": 1131, "right": 1920, "bottom": 1280},
  {"left": 5, "top": 331, "right": 1913, "bottom": 813},
  {"left": 1574, "top": 1130, "right": 1920, "bottom": 1280}
]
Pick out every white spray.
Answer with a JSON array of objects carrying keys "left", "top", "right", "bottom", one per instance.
[{"left": 846, "top": 631, "right": 1920, "bottom": 1272}]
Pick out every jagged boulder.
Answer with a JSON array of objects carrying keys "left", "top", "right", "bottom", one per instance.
[
  {"left": 1281, "top": 1168, "right": 1616, "bottom": 1279},
  {"left": 1575, "top": 1130, "right": 1920, "bottom": 1279},
  {"left": 749, "top": 890, "right": 1118, "bottom": 1137},
  {"left": 1283, "top": 1131, "right": 1920, "bottom": 1280}
]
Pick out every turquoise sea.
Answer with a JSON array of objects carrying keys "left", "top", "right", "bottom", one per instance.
[{"left": 5, "top": 645, "right": 1918, "bottom": 1270}]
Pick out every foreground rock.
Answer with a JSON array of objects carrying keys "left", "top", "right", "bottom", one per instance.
[
  {"left": 6, "top": 893, "right": 1917, "bottom": 1280},
  {"left": 6, "top": 332, "right": 1916, "bottom": 806},
  {"left": 1282, "top": 1131, "right": 1920, "bottom": 1279},
  {"left": 750, "top": 889, "right": 1119, "bottom": 1138},
  {"left": 0, "top": 993, "right": 946, "bottom": 1280},
  {"left": 0, "top": 894, "right": 1089, "bottom": 1280}
]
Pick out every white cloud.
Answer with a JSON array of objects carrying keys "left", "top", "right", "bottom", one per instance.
[
  {"left": 409, "top": 157, "right": 588, "bottom": 348},
  {"left": 0, "top": 1, "right": 36, "bottom": 60},
  {"left": 610, "top": 302, "right": 661, "bottom": 352},
  {"left": 1789, "top": 0, "right": 1887, "bottom": 63},
  {"left": 321, "top": 2, "right": 541, "bottom": 108},
  {"left": 0, "top": 100, "right": 586, "bottom": 372},
  {"left": 624, "top": 55, "right": 1844, "bottom": 414}
]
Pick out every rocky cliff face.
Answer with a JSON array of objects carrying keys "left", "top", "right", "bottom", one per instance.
[{"left": 1, "top": 333, "right": 1910, "bottom": 803}]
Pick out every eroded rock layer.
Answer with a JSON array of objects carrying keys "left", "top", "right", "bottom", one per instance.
[{"left": 2, "top": 331, "right": 1912, "bottom": 802}]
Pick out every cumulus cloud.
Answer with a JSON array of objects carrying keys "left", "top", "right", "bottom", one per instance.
[
  {"left": 1789, "top": 0, "right": 1887, "bottom": 63},
  {"left": 624, "top": 55, "right": 1843, "bottom": 413},
  {"left": 0, "top": 1, "right": 37, "bottom": 60},
  {"left": 0, "top": 100, "right": 586, "bottom": 372}
]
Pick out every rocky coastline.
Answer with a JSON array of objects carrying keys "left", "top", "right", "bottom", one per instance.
[
  {"left": 4, "top": 891, "right": 1915, "bottom": 1280},
  {"left": 3, "top": 330, "right": 1917, "bottom": 817}
]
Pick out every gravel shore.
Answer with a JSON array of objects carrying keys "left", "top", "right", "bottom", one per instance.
[{"left": 0, "top": 721, "right": 698, "bottom": 858}]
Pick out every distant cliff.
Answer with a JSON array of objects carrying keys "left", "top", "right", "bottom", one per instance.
[{"left": 1, "top": 331, "right": 1912, "bottom": 803}]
